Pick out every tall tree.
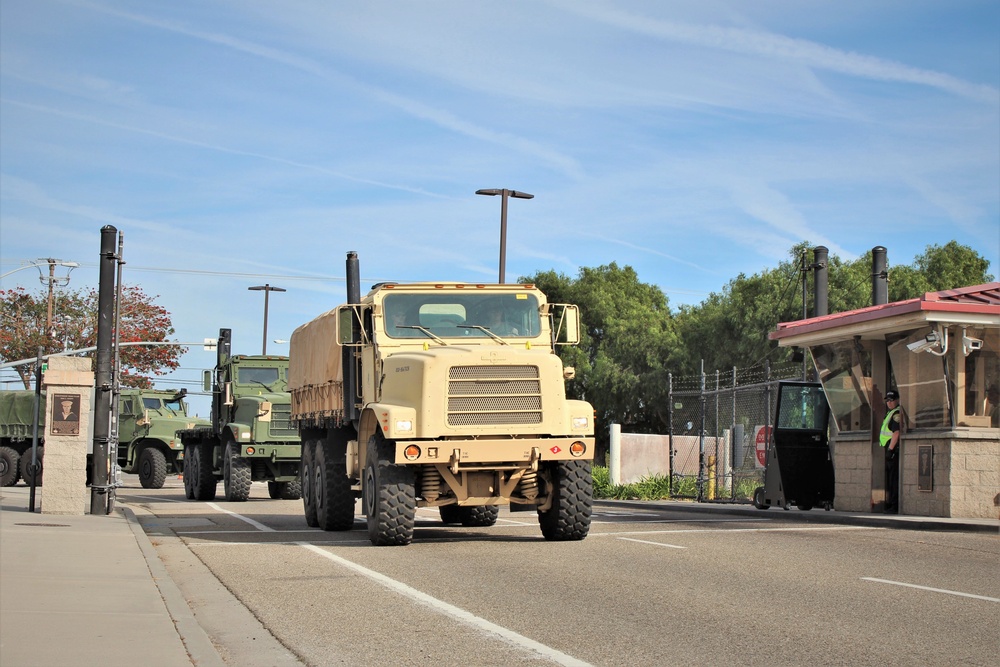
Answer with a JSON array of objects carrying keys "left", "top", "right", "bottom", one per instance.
[{"left": 0, "top": 285, "right": 184, "bottom": 389}]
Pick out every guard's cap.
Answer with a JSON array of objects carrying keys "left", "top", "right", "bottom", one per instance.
[{"left": 885, "top": 390, "right": 899, "bottom": 401}]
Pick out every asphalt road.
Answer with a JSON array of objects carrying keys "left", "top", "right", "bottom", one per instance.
[{"left": 123, "top": 478, "right": 1000, "bottom": 667}]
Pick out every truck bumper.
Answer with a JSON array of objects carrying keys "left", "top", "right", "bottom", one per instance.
[
  {"left": 237, "top": 444, "right": 301, "bottom": 462},
  {"left": 391, "top": 437, "right": 593, "bottom": 466}
]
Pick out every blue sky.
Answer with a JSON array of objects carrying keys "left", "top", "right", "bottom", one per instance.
[{"left": 1, "top": 0, "right": 998, "bottom": 411}]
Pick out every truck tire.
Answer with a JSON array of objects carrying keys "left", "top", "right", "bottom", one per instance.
[
  {"left": 138, "top": 447, "right": 168, "bottom": 489},
  {"left": 460, "top": 505, "right": 500, "bottom": 527},
  {"left": 301, "top": 440, "right": 318, "bottom": 526},
  {"left": 0, "top": 446, "right": 21, "bottom": 487},
  {"left": 538, "top": 460, "right": 592, "bottom": 541},
  {"left": 186, "top": 442, "right": 217, "bottom": 501},
  {"left": 223, "top": 442, "right": 251, "bottom": 502},
  {"left": 20, "top": 447, "right": 43, "bottom": 487},
  {"left": 316, "top": 438, "right": 355, "bottom": 531},
  {"left": 438, "top": 504, "right": 462, "bottom": 524},
  {"left": 268, "top": 480, "right": 302, "bottom": 500},
  {"left": 363, "top": 431, "right": 415, "bottom": 546},
  {"left": 279, "top": 479, "right": 301, "bottom": 500},
  {"left": 183, "top": 444, "right": 195, "bottom": 499}
]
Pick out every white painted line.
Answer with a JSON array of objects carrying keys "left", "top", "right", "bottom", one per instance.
[
  {"left": 207, "top": 503, "right": 276, "bottom": 532},
  {"left": 596, "top": 526, "right": 882, "bottom": 537},
  {"left": 617, "top": 537, "right": 687, "bottom": 549},
  {"left": 861, "top": 578, "right": 1000, "bottom": 603},
  {"left": 298, "top": 542, "right": 592, "bottom": 667},
  {"left": 120, "top": 494, "right": 188, "bottom": 503}
]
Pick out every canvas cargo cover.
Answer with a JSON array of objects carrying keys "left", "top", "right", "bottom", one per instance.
[
  {"left": 289, "top": 305, "right": 344, "bottom": 383},
  {"left": 0, "top": 391, "right": 45, "bottom": 436}
]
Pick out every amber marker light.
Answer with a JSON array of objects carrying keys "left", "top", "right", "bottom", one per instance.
[
  {"left": 404, "top": 445, "right": 421, "bottom": 461},
  {"left": 570, "top": 441, "right": 587, "bottom": 457},
  {"left": 246, "top": 447, "right": 256, "bottom": 455}
]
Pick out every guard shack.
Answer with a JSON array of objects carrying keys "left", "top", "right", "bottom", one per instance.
[{"left": 771, "top": 283, "right": 999, "bottom": 519}]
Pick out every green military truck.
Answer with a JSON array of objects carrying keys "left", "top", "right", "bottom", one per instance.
[
  {"left": 177, "top": 328, "right": 301, "bottom": 502},
  {"left": 0, "top": 387, "right": 208, "bottom": 488},
  {"left": 289, "top": 251, "right": 595, "bottom": 546}
]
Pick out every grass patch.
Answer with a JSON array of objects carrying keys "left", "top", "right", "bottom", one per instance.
[{"left": 592, "top": 466, "right": 759, "bottom": 501}]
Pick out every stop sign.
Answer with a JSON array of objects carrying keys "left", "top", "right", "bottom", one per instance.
[{"left": 754, "top": 426, "right": 772, "bottom": 468}]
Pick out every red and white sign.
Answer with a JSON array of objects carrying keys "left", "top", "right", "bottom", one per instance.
[{"left": 753, "top": 426, "right": 772, "bottom": 468}]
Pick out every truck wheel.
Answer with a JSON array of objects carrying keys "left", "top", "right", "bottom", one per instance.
[
  {"left": 188, "top": 442, "right": 217, "bottom": 501},
  {"left": 538, "top": 459, "right": 592, "bottom": 541},
  {"left": 0, "top": 446, "right": 21, "bottom": 487},
  {"left": 279, "top": 479, "right": 301, "bottom": 500},
  {"left": 459, "top": 506, "right": 500, "bottom": 527},
  {"left": 223, "top": 442, "right": 251, "bottom": 502},
  {"left": 267, "top": 482, "right": 281, "bottom": 499},
  {"left": 316, "top": 438, "right": 355, "bottom": 531},
  {"left": 363, "top": 431, "right": 415, "bottom": 546},
  {"left": 752, "top": 487, "right": 770, "bottom": 510},
  {"left": 301, "top": 440, "right": 318, "bottom": 527},
  {"left": 138, "top": 448, "right": 167, "bottom": 489},
  {"left": 20, "top": 447, "right": 43, "bottom": 487},
  {"left": 183, "top": 445, "right": 195, "bottom": 499},
  {"left": 438, "top": 504, "right": 462, "bottom": 525}
]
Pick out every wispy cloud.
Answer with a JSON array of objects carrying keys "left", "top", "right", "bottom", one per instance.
[{"left": 553, "top": 0, "right": 1000, "bottom": 104}]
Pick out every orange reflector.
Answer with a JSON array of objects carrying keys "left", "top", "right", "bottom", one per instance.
[
  {"left": 404, "top": 444, "right": 421, "bottom": 461},
  {"left": 246, "top": 447, "right": 255, "bottom": 455},
  {"left": 570, "top": 441, "right": 586, "bottom": 457}
]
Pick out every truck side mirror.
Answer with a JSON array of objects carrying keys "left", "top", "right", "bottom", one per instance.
[
  {"left": 203, "top": 370, "right": 212, "bottom": 392},
  {"left": 224, "top": 381, "right": 233, "bottom": 406},
  {"left": 337, "top": 306, "right": 358, "bottom": 345},
  {"left": 553, "top": 304, "right": 581, "bottom": 345}
]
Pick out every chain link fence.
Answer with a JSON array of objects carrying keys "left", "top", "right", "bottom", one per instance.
[{"left": 667, "top": 361, "right": 804, "bottom": 503}]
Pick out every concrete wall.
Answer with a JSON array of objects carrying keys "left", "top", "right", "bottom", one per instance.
[
  {"left": 609, "top": 426, "right": 727, "bottom": 484},
  {"left": 832, "top": 429, "right": 999, "bottom": 519}
]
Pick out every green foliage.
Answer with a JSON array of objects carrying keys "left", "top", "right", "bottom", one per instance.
[
  {"left": 0, "top": 284, "right": 183, "bottom": 389},
  {"left": 524, "top": 241, "right": 991, "bottom": 451},
  {"left": 592, "top": 466, "right": 698, "bottom": 500}
]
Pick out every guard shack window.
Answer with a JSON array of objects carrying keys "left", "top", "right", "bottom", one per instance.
[{"left": 812, "top": 340, "right": 874, "bottom": 433}]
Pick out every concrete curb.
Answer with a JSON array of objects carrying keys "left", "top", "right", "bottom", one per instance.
[
  {"left": 594, "top": 498, "right": 1000, "bottom": 534},
  {"left": 122, "top": 506, "right": 226, "bottom": 667}
]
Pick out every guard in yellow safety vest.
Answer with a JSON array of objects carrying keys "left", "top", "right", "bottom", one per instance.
[{"left": 880, "top": 390, "right": 901, "bottom": 513}]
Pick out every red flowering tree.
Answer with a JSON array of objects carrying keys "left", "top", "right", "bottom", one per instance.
[{"left": 0, "top": 285, "right": 184, "bottom": 389}]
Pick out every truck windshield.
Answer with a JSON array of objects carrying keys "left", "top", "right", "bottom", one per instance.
[
  {"left": 239, "top": 367, "right": 281, "bottom": 386},
  {"left": 384, "top": 293, "right": 540, "bottom": 340}
]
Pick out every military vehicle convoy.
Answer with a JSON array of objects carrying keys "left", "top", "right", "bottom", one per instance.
[
  {"left": 289, "top": 251, "right": 595, "bottom": 546},
  {"left": 177, "top": 328, "right": 301, "bottom": 502},
  {"left": 0, "top": 387, "right": 207, "bottom": 488}
]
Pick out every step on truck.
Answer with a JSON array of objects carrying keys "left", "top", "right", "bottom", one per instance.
[
  {"left": 289, "top": 251, "right": 595, "bottom": 546},
  {"left": 177, "top": 328, "right": 302, "bottom": 502},
  {"left": 0, "top": 388, "right": 208, "bottom": 488}
]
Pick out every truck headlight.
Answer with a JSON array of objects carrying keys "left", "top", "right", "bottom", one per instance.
[
  {"left": 572, "top": 417, "right": 589, "bottom": 429},
  {"left": 395, "top": 420, "right": 413, "bottom": 432}
]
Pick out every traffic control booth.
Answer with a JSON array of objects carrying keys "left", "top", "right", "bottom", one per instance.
[{"left": 770, "top": 283, "right": 999, "bottom": 519}]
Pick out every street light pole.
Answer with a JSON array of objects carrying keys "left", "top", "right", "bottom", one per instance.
[
  {"left": 475, "top": 188, "right": 534, "bottom": 283},
  {"left": 248, "top": 284, "right": 286, "bottom": 355}
]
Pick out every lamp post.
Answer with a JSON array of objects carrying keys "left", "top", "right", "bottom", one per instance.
[
  {"left": 475, "top": 188, "right": 534, "bottom": 283},
  {"left": 248, "top": 284, "right": 286, "bottom": 355}
]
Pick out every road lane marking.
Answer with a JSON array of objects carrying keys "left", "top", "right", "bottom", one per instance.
[
  {"left": 861, "top": 578, "right": 1000, "bottom": 603},
  {"left": 298, "top": 542, "right": 592, "bottom": 667},
  {"left": 596, "top": 526, "right": 883, "bottom": 536},
  {"left": 206, "top": 503, "right": 276, "bottom": 532},
  {"left": 618, "top": 537, "right": 687, "bottom": 549}
]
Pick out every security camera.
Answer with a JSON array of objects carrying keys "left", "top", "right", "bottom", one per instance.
[
  {"left": 907, "top": 338, "right": 936, "bottom": 353},
  {"left": 906, "top": 330, "right": 941, "bottom": 354},
  {"left": 962, "top": 330, "right": 983, "bottom": 356}
]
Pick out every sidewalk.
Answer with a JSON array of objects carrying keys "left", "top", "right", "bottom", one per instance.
[{"left": 0, "top": 485, "right": 223, "bottom": 667}]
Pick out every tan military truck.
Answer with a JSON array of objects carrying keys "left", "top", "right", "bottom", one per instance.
[{"left": 289, "top": 251, "right": 595, "bottom": 546}]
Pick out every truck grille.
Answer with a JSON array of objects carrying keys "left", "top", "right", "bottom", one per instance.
[
  {"left": 269, "top": 405, "right": 298, "bottom": 437},
  {"left": 448, "top": 366, "right": 542, "bottom": 426}
]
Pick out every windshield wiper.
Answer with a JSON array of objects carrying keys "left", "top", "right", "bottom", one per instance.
[
  {"left": 457, "top": 325, "right": 509, "bottom": 345},
  {"left": 397, "top": 325, "right": 448, "bottom": 346}
]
